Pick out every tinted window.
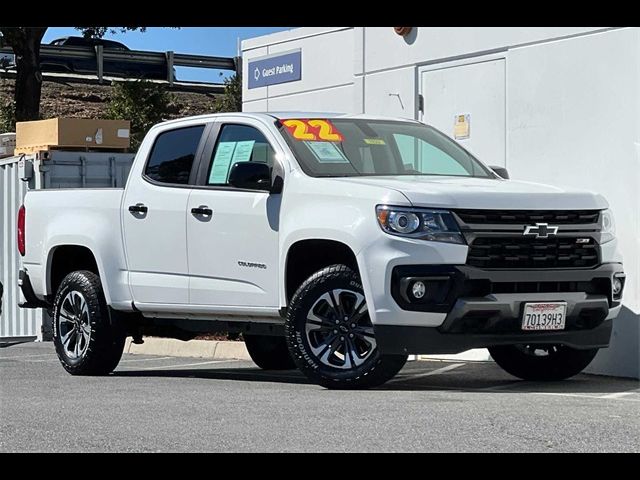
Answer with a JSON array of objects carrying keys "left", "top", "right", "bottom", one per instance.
[
  {"left": 100, "top": 39, "right": 128, "bottom": 50},
  {"left": 207, "top": 124, "right": 275, "bottom": 185},
  {"left": 145, "top": 125, "right": 205, "bottom": 185},
  {"left": 62, "top": 37, "right": 86, "bottom": 46}
]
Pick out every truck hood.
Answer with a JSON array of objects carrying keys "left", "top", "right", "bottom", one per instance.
[{"left": 332, "top": 176, "right": 608, "bottom": 210}]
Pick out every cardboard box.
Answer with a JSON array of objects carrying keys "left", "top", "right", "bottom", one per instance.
[{"left": 15, "top": 118, "right": 130, "bottom": 154}]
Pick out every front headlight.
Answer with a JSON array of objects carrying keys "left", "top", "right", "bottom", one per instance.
[
  {"left": 376, "top": 205, "right": 465, "bottom": 244},
  {"left": 601, "top": 209, "right": 616, "bottom": 243}
]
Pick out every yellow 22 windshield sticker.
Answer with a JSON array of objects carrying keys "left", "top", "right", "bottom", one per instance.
[{"left": 282, "top": 119, "right": 344, "bottom": 142}]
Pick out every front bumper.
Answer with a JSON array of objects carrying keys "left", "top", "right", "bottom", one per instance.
[
  {"left": 375, "top": 263, "right": 624, "bottom": 354},
  {"left": 375, "top": 320, "right": 614, "bottom": 355}
]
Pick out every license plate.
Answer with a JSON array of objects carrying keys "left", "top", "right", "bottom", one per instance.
[{"left": 521, "top": 302, "right": 567, "bottom": 331}]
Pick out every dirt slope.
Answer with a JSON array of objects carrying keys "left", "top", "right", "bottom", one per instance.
[{"left": 0, "top": 77, "right": 219, "bottom": 124}]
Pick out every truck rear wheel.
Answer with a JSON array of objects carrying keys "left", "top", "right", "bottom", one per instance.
[
  {"left": 285, "top": 264, "right": 407, "bottom": 389},
  {"left": 52, "top": 270, "right": 125, "bottom": 376},
  {"left": 489, "top": 344, "right": 599, "bottom": 381},
  {"left": 244, "top": 334, "right": 296, "bottom": 370}
]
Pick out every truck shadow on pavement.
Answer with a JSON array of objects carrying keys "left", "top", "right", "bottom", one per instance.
[
  {"left": 112, "top": 361, "right": 640, "bottom": 395},
  {"left": 113, "top": 366, "right": 311, "bottom": 385}
]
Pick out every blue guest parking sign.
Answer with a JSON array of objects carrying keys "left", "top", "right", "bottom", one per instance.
[{"left": 248, "top": 50, "right": 302, "bottom": 89}]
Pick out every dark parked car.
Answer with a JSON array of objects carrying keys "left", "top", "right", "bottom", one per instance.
[{"left": 41, "top": 36, "right": 175, "bottom": 81}]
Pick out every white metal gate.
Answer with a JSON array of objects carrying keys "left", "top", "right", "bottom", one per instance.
[
  {"left": 1, "top": 151, "right": 134, "bottom": 343},
  {"left": 1, "top": 157, "right": 44, "bottom": 342}
]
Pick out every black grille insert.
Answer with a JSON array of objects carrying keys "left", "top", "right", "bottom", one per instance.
[
  {"left": 490, "top": 281, "right": 602, "bottom": 294},
  {"left": 455, "top": 209, "right": 600, "bottom": 225},
  {"left": 467, "top": 237, "right": 599, "bottom": 269}
]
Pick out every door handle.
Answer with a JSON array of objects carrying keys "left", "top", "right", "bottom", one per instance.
[
  {"left": 191, "top": 206, "right": 213, "bottom": 216},
  {"left": 128, "top": 203, "right": 148, "bottom": 214}
]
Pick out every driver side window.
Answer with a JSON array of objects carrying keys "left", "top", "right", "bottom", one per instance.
[{"left": 207, "top": 124, "right": 276, "bottom": 186}]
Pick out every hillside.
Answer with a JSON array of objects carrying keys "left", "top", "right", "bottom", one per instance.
[{"left": 0, "top": 77, "right": 220, "bottom": 129}]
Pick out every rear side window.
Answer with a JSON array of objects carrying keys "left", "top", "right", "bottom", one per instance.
[
  {"left": 101, "top": 40, "right": 128, "bottom": 50},
  {"left": 145, "top": 125, "right": 205, "bottom": 185}
]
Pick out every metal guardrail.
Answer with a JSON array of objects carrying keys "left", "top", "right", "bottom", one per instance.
[
  {"left": 0, "top": 44, "right": 239, "bottom": 87},
  {"left": 0, "top": 70, "right": 227, "bottom": 94}
]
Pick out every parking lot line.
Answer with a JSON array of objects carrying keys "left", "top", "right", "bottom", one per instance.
[
  {"left": 0, "top": 353, "right": 57, "bottom": 360},
  {"left": 118, "top": 356, "right": 172, "bottom": 363},
  {"left": 389, "top": 363, "right": 464, "bottom": 383},
  {"left": 534, "top": 392, "right": 640, "bottom": 402},
  {"left": 480, "top": 381, "right": 526, "bottom": 391},
  {"left": 5, "top": 358, "right": 61, "bottom": 363},
  {"left": 599, "top": 390, "right": 640, "bottom": 399}
]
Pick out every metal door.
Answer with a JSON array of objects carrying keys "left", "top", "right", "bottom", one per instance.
[{"left": 421, "top": 58, "right": 506, "bottom": 167}]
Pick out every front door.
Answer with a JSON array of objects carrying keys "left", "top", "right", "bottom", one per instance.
[
  {"left": 122, "top": 124, "right": 207, "bottom": 306},
  {"left": 187, "top": 119, "right": 282, "bottom": 307}
]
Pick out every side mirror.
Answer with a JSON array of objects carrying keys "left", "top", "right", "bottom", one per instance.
[
  {"left": 228, "top": 162, "right": 271, "bottom": 191},
  {"left": 490, "top": 165, "right": 509, "bottom": 179}
]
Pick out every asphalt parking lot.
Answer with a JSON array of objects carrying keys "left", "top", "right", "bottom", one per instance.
[{"left": 1, "top": 342, "right": 638, "bottom": 452}]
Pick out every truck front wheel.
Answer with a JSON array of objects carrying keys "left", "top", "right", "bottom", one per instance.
[
  {"left": 286, "top": 264, "right": 407, "bottom": 389},
  {"left": 489, "top": 344, "right": 599, "bottom": 381},
  {"left": 244, "top": 334, "right": 296, "bottom": 370},
  {"left": 52, "top": 270, "right": 126, "bottom": 375}
]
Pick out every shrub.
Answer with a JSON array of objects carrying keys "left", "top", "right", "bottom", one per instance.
[
  {"left": 107, "top": 80, "right": 174, "bottom": 150},
  {"left": 0, "top": 98, "right": 15, "bottom": 133},
  {"left": 213, "top": 73, "right": 242, "bottom": 113}
]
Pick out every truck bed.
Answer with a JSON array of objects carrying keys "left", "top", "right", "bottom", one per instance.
[{"left": 23, "top": 188, "right": 130, "bottom": 308}]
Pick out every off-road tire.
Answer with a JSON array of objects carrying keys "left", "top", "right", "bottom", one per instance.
[
  {"left": 52, "top": 270, "right": 126, "bottom": 375},
  {"left": 285, "top": 264, "right": 407, "bottom": 389}
]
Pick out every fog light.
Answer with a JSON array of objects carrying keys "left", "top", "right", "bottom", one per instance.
[
  {"left": 411, "top": 281, "right": 426, "bottom": 299},
  {"left": 613, "top": 277, "right": 623, "bottom": 296}
]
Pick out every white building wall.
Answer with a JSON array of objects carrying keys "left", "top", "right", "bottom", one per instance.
[
  {"left": 362, "top": 67, "right": 416, "bottom": 118},
  {"left": 265, "top": 84, "right": 355, "bottom": 113},
  {"left": 361, "top": 27, "right": 610, "bottom": 72},
  {"left": 506, "top": 28, "right": 639, "bottom": 378},
  {"left": 242, "top": 27, "right": 640, "bottom": 378},
  {"left": 243, "top": 27, "right": 356, "bottom": 113}
]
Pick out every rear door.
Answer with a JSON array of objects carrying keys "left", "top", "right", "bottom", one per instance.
[{"left": 122, "top": 124, "right": 208, "bottom": 307}]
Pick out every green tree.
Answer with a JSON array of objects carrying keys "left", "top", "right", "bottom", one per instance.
[
  {"left": 0, "top": 97, "right": 15, "bottom": 132},
  {"left": 107, "top": 79, "right": 174, "bottom": 150},
  {"left": 0, "top": 27, "right": 146, "bottom": 122},
  {"left": 213, "top": 73, "right": 242, "bottom": 113}
]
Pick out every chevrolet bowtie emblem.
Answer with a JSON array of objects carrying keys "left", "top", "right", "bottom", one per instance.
[{"left": 523, "top": 222, "right": 558, "bottom": 239}]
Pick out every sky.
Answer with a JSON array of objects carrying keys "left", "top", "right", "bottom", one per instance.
[{"left": 43, "top": 27, "right": 292, "bottom": 83}]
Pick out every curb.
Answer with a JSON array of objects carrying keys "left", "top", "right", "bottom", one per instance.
[{"left": 125, "top": 337, "right": 251, "bottom": 361}]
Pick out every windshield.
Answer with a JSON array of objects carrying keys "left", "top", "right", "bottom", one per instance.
[{"left": 278, "top": 118, "right": 494, "bottom": 178}]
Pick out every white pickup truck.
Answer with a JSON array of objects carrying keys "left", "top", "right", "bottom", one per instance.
[{"left": 18, "top": 113, "right": 625, "bottom": 388}]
